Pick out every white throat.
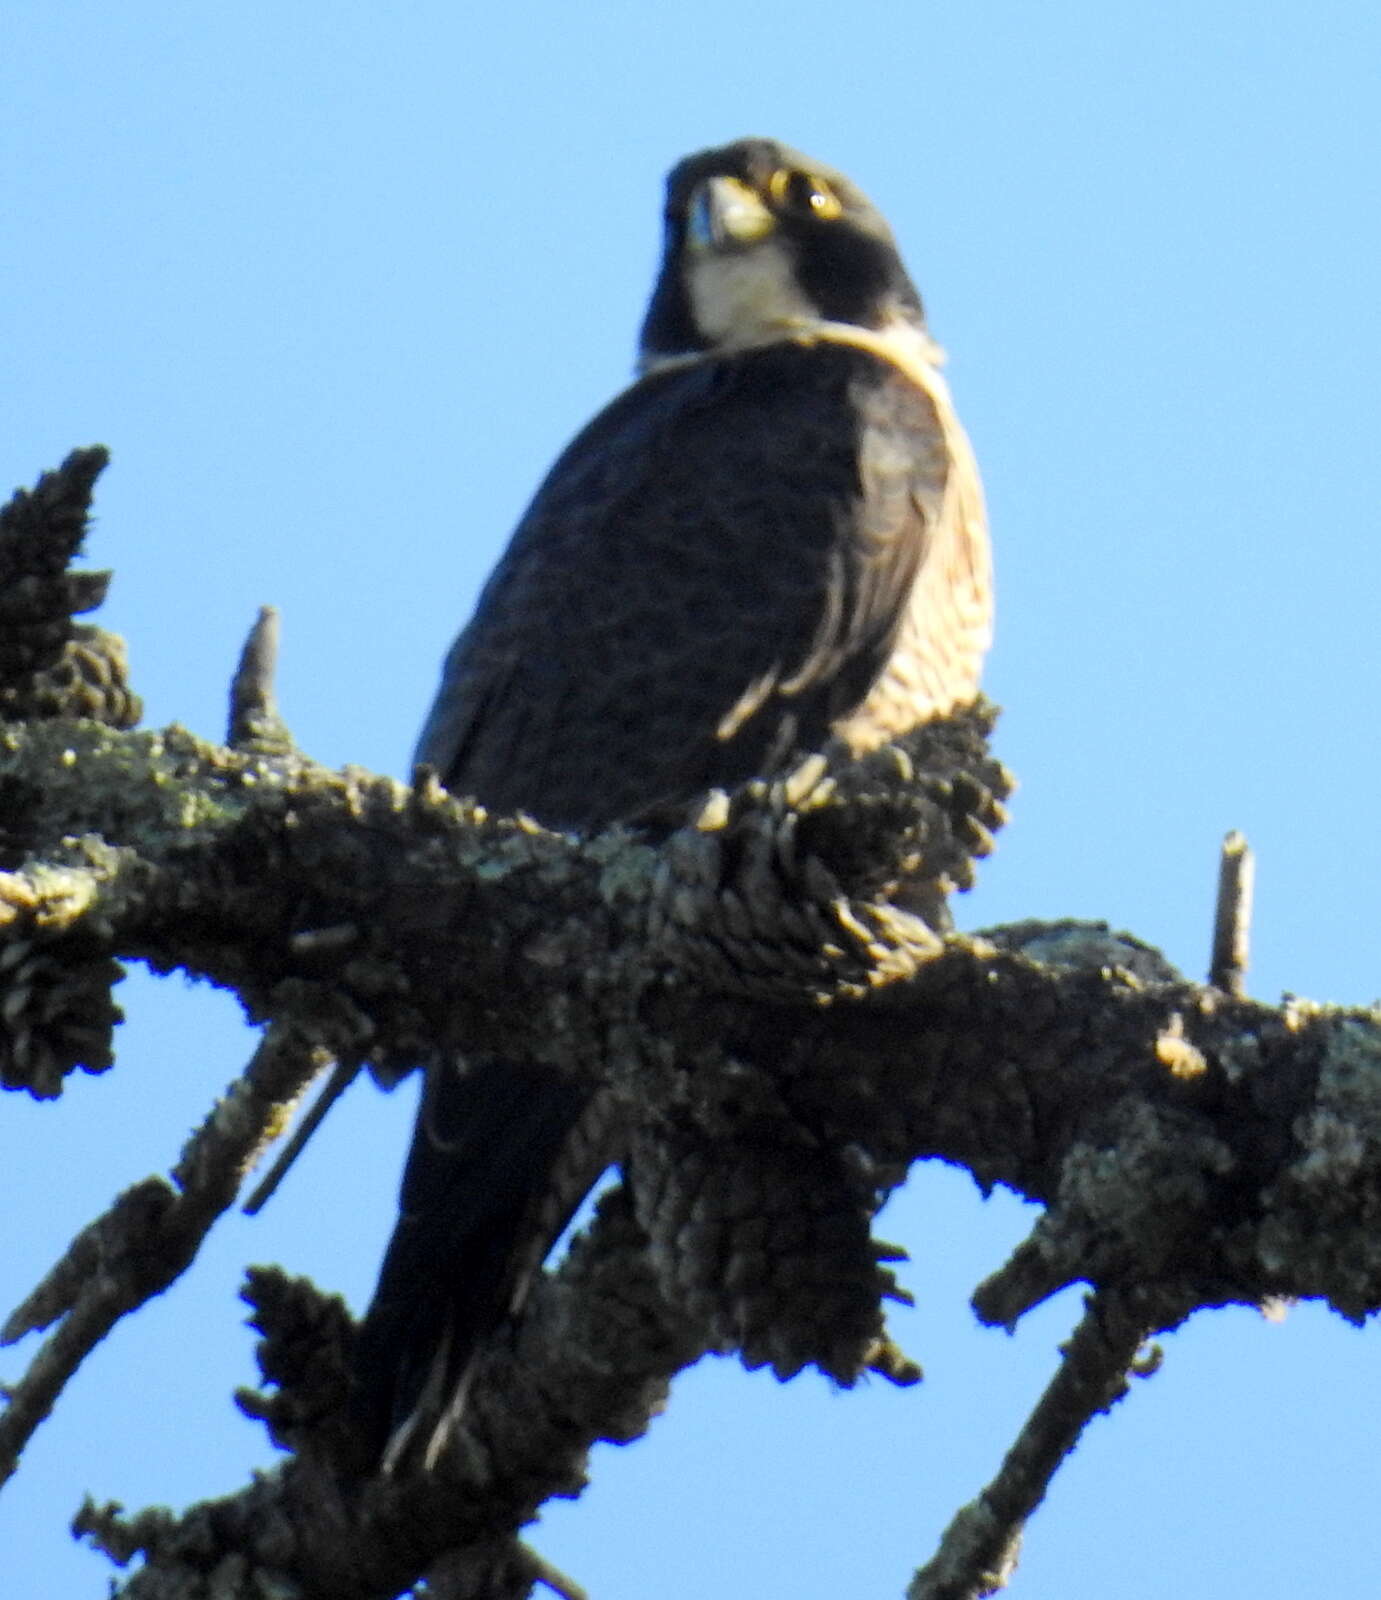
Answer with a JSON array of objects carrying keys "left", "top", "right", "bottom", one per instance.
[{"left": 682, "top": 237, "right": 817, "bottom": 352}]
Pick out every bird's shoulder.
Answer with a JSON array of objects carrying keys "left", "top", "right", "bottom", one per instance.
[
  {"left": 484, "top": 334, "right": 951, "bottom": 601},
  {"left": 414, "top": 335, "right": 957, "bottom": 820}
]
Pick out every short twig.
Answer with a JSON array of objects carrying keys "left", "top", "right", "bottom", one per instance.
[
  {"left": 1209, "top": 830, "right": 1254, "bottom": 997},
  {"left": 227, "top": 604, "right": 296, "bottom": 754},
  {"left": 907, "top": 1289, "right": 1184, "bottom": 1600},
  {"left": 0, "top": 1020, "right": 337, "bottom": 1483},
  {"left": 242, "top": 1056, "right": 361, "bottom": 1215},
  {"left": 971, "top": 1234, "right": 1079, "bottom": 1331},
  {"left": 426, "top": 1540, "right": 592, "bottom": 1600},
  {"left": 522, "top": 1544, "right": 590, "bottom": 1600}
]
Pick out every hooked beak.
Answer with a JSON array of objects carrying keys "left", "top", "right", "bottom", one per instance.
[{"left": 685, "top": 175, "right": 776, "bottom": 251}]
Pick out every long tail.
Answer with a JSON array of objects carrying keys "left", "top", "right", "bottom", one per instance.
[{"left": 352, "top": 1055, "right": 609, "bottom": 1470}]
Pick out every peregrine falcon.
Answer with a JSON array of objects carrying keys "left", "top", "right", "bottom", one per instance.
[{"left": 354, "top": 136, "right": 992, "bottom": 1469}]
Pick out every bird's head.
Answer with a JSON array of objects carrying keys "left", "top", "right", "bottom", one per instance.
[{"left": 639, "top": 137, "right": 927, "bottom": 370}]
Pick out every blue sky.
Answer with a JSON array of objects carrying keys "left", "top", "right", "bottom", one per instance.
[{"left": 3, "top": 3, "right": 1379, "bottom": 1596}]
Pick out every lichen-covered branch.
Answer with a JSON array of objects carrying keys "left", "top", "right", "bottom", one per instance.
[
  {"left": 4, "top": 452, "right": 1381, "bottom": 1599},
  {"left": 0, "top": 704, "right": 1007, "bottom": 1089},
  {"left": 6, "top": 697, "right": 1381, "bottom": 1595},
  {"left": 56, "top": 920, "right": 1381, "bottom": 1600}
]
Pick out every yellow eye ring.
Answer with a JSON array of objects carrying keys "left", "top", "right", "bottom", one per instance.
[{"left": 768, "top": 167, "right": 843, "bottom": 221}]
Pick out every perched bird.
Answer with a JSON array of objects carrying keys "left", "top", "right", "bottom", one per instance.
[{"left": 354, "top": 136, "right": 992, "bottom": 1470}]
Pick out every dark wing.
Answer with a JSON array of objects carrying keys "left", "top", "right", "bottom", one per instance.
[{"left": 414, "top": 338, "right": 954, "bottom": 830}]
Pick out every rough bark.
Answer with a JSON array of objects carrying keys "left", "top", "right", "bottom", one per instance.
[{"left": 4, "top": 452, "right": 1379, "bottom": 1600}]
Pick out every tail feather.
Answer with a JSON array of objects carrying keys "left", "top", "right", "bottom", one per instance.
[{"left": 353, "top": 1055, "right": 607, "bottom": 1468}]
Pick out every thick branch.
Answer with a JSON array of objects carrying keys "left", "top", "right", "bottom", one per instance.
[
  {"left": 2, "top": 663, "right": 1379, "bottom": 1594},
  {"left": 0, "top": 710, "right": 1005, "bottom": 1082},
  {"left": 4, "top": 718, "right": 1381, "bottom": 1382}
]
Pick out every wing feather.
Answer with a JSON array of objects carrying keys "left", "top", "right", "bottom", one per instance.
[{"left": 415, "top": 337, "right": 971, "bottom": 830}]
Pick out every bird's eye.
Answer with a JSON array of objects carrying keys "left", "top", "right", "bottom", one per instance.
[{"left": 768, "top": 167, "right": 843, "bottom": 221}]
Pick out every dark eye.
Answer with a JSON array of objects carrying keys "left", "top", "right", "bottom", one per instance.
[{"left": 768, "top": 167, "right": 843, "bottom": 221}]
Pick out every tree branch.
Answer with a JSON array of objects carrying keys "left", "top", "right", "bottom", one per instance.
[
  {"left": 908, "top": 1288, "right": 1182, "bottom": 1599},
  {"left": 4, "top": 453, "right": 1381, "bottom": 1597},
  {"left": 0, "top": 1015, "right": 350, "bottom": 1481},
  {"left": 75, "top": 1184, "right": 702, "bottom": 1600}
]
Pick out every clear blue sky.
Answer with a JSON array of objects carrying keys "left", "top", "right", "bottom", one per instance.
[{"left": 4, "top": 3, "right": 1379, "bottom": 1596}]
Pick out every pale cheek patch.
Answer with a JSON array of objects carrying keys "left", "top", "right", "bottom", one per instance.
[{"left": 685, "top": 241, "right": 818, "bottom": 348}]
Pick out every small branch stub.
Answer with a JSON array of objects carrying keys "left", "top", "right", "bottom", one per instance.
[
  {"left": 241, "top": 1057, "right": 361, "bottom": 1216},
  {"left": 1209, "top": 830, "right": 1255, "bottom": 998},
  {"left": 227, "top": 604, "right": 296, "bottom": 755}
]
